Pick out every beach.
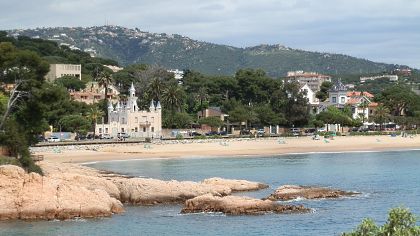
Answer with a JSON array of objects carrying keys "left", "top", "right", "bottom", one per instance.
[{"left": 33, "top": 135, "right": 420, "bottom": 164}]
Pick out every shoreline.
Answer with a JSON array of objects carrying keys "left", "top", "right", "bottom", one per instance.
[{"left": 32, "top": 135, "right": 420, "bottom": 164}]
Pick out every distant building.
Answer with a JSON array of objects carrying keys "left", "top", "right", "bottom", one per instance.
[
  {"left": 104, "top": 65, "right": 123, "bottom": 72},
  {"left": 360, "top": 75, "right": 398, "bottom": 83},
  {"left": 168, "top": 69, "right": 184, "bottom": 80},
  {"left": 45, "top": 64, "right": 82, "bottom": 82},
  {"left": 69, "top": 82, "right": 120, "bottom": 104},
  {"left": 285, "top": 71, "right": 332, "bottom": 92},
  {"left": 197, "top": 107, "right": 227, "bottom": 121},
  {"left": 96, "top": 83, "right": 162, "bottom": 138},
  {"left": 321, "top": 79, "right": 378, "bottom": 121}
]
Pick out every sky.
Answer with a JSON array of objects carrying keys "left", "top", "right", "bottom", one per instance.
[{"left": 1, "top": 0, "right": 419, "bottom": 68}]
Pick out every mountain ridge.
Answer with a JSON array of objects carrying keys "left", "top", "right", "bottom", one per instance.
[{"left": 6, "top": 25, "right": 406, "bottom": 77}]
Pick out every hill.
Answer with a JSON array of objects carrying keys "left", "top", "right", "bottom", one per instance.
[{"left": 7, "top": 25, "right": 402, "bottom": 77}]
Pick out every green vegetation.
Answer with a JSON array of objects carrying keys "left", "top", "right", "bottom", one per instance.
[
  {"left": 7, "top": 26, "right": 398, "bottom": 77},
  {"left": 343, "top": 207, "right": 420, "bottom": 236}
]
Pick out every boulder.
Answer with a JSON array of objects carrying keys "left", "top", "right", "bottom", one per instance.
[
  {"left": 267, "top": 185, "right": 358, "bottom": 201},
  {"left": 181, "top": 194, "right": 309, "bottom": 215},
  {"left": 202, "top": 177, "right": 269, "bottom": 191}
]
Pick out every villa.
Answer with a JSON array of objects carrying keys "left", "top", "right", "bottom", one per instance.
[{"left": 95, "top": 83, "right": 162, "bottom": 138}]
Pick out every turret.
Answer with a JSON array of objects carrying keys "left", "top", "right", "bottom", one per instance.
[
  {"left": 149, "top": 100, "right": 155, "bottom": 111},
  {"left": 129, "top": 82, "right": 136, "bottom": 97},
  {"left": 156, "top": 101, "right": 161, "bottom": 110}
]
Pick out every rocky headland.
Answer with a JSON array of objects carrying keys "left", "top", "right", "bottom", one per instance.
[
  {"left": 0, "top": 161, "right": 269, "bottom": 220},
  {"left": 267, "top": 185, "right": 359, "bottom": 201}
]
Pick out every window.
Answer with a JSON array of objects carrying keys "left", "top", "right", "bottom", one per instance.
[
  {"left": 121, "top": 128, "right": 125, "bottom": 132},
  {"left": 151, "top": 127, "right": 154, "bottom": 132},
  {"left": 340, "top": 97, "right": 345, "bottom": 104},
  {"left": 121, "top": 117, "right": 126, "bottom": 124},
  {"left": 135, "top": 117, "right": 138, "bottom": 123},
  {"left": 143, "top": 127, "right": 146, "bottom": 132},
  {"left": 105, "top": 128, "right": 108, "bottom": 133},
  {"left": 332, "top": 97, "right": 337, "bottom": 103},
  {"left": 135, "top": 127, "right": 138, "bottom": 132},
  {"left": 99, "top": 128, "right": 102, "bottom": 133}
]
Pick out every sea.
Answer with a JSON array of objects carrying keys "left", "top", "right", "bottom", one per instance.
[{"left": 1, "top": 150, "right": 420, "bottom": 236}]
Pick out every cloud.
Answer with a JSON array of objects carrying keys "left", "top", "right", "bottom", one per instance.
[{"left": 0, "top": 0, "right": 419, "bottom": 67}]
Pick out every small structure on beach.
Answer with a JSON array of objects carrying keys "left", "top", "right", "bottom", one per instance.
[{"left": 96, "top": 83, "right": 162, "bottom": 139}]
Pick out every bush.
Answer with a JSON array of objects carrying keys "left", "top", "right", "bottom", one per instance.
[
  {"left": 18, "top": 152, "right": 43, "bottom": 175},
  {"left": 175, "top": 133, "right": 184, "bottom": 140},
  {"left": 193, "top": 135, "right": 207, "bottom": 139},
  {"left": 145, "top": 137, "right": 152, "bottom": 143},
  {"left": 342, "top": 207, "right": 420, "bottom": 236},
  {"left": 0, "top": 156, "right": 21, "bottom": 166}
]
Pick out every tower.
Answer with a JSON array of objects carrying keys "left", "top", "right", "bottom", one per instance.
[{"left": 128, "top": 82, "right": 138, "bottom": 112}]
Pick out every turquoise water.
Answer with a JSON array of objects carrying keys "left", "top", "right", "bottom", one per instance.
[{"left": 1, "top": 150, "right": 420, "bottom": 236}]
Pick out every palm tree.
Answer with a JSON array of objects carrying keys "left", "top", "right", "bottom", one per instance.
[
  {"left": 148, "top": 77, "right": 165, "bottom": 101},
  {"left": 162, "top": 83, "right": 185, "bottom": 112},
  {"left": 94, "top": 70, "right": 113, "bottom": 122},
  {"left": 86, "top": 106, "right": 104, "bottom": 139},
  {"left": 373, "top": 105, "right": 390, "bottom": 130},
  {"left": 196, "top": 87, "right": 209, "bottom": 118},
  {"left": 358, "top": 100, "right": 369, "bottom": 123}
]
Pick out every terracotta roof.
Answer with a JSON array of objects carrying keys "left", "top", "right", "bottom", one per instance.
[
  {"left": 368, "top": 102, "right": 379, "bottom": 107},
  {"left": 347, "top": 91, "right": 374, "bottom": 98}
]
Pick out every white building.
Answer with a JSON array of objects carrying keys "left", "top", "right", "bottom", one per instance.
[
  {"left": 168, "top": 69, "right": 184, "bottom": 80},
  {"left": 360, "top": 75, "right": 398, "bottom": 83},
  {"left": 45, "top": 64, "right": 82, "bottom": 82},
  {"left": 96, "top": 83, "right": 162, "bottom": 138},
  {"left": 300, "top": 84, "right": 318, "bottom": 105},
  {"left": 286, "top": 71, "right": 332, "bottom": 92}
]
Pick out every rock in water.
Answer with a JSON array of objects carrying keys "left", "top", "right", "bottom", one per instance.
[
  {"left": 202, "top": 177, "right": 269, "bottom": 191},
  {"left": 181, "top": 194, "right": 309, "bottom": 215},
  {"left": 267, "top": 185, "right": 358, "bottom": 201}
]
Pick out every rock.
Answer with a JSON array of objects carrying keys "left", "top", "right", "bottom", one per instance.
[
  {"left": 202, "top": 177, "right": 269, "bottom": 191},
  {"left": 0, "top": 165, "right": 124, "bottom": 221},
  {"left": 181, "top": 194, "right": 310, "bottom": 215},
  {"left": 267, "top": 185, "right": 358, "bottom": 201},
  {"left": 112, "top": 177, "right": 232, "bottom": 205}
]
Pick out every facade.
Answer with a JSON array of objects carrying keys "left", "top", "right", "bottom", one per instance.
[
  {"left": 300, "top": 84, "right": 318, "bottom": 105},
  {"left": 197, "top": 107, "right": 227, "bottom": 121},
  {"left": 95, "top": 83, "right": 162, "bottom": 138},
  {"left": 70, "top": 82, "right": 120, "bottom": 104},
  {"left": 286, "top": 71, "right": 332, "bottom": 92},
  {"left": 321, "top": 79, "right": 378, "bottom": 121},
  {"left": 45, "top": 64, "right": 82, "bottom": 82}
]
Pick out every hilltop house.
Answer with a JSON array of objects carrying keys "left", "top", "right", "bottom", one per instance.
[
  {"left": 286, "top": 71, "right": 331, "bottom": 92},
  {"left": 96, "top": 83, "right": 162, "bottom": 138},
  {"left": 45, "top": 64, "right": 82, "bottom": 82}
]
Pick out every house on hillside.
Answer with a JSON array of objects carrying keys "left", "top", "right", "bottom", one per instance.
[
  {"left": 286, "top": 71, "right": 332, "bottom": 92},
  {"left": 69, "top": 82, "right": 120, "bottom": 104},
  {"left": 197, "top": 107, "right": 228, "bottom": 132},
  {"left": 300, "top": 84, "right": 319, "bottom": 113},
  {"left": 95, "top": 83, "right": 162, "bottom": 138},
  {"left": 45, "top": 64, "right": 82, "bottom": 82}
]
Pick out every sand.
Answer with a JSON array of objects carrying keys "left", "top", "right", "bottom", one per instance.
[{"left": 34, "top": 135, "right": 420, "bottom": 164}]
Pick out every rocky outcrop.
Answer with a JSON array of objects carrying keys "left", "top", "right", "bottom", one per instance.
[
  {"left": 267, "top": 185, "right": 358, "bottom": 201},
  {"left": 202, "top": 177, "right": 269, "bottom": 192},
  {"left": 0, "top": 165, "right": 124, "bottom": 221},
  {"left": 1, "top": 161, "right": 274, "bottom": 220},
  {"left": 112, "top": 177, "right": 232, "bottom": 205},
  {"left": 181, "top": 194, "right": 310, "bottom": 215}
]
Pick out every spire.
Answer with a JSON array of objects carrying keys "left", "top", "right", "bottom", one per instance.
[
  {"left": 129, "top": 82, "right": 135, "bottom": 97},
  {"left": 149, "top": 100, "right": 155, "bottom": 110},
  {"left": 156, "top": 101, "right": 161, "bottom": 110}
]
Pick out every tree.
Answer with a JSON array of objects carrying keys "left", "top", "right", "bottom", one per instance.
[
  {"left": 196, "top": 87, "right": 209, "bottom": 117},
  {"left": 86, "top": 106, "right": 104, "bottom": 139},
  {"left": 148, "top": 77, "right": 165, "bottom": 102},
  {"left": 316, "top": 106, "right": 353, "bottom": 127},
  {"left": 377, "top": 84, "right": 418, "bottom": 117},
  {"left": 198, "top": 117, "right": 223, "bottom": 129},
  {"left": 55, "top": 75, "right": 86, "bottom": 91},
  {"left": 94, "top": 68, "right": 113, "bottom": 122},
  {"left": 343, "top": 207, "right": 420, "bottom": 236},
  {"left": 316, "top": 81, "right": 333, "bottom": 102},
  {"left": 358, "top": 100, "right": 369, "bottom": 123},
  {"left": 162, "top": 111, "right": 192, "bottom": 129},
  {"left": 373, "top": 105, "right": 390, "bottom": 130},
  {"left": 59, "top": 114, "right": 91, "bottom": 136},
  {"left": 162, "top": 83, "right": 185, "bottom": 112}
]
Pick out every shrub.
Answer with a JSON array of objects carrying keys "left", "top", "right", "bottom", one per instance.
[
  {"left": 342, "top": 207, "right": 420, "bottom": 236},
  {"left": 145, "top": 137, "right": 152, "bottom": 143},
  {"left": 175, "top": 133, "right": 184, "bottom": 140},
  {"left": 0, "top": 156, "right": 21, "bottom": 166}
]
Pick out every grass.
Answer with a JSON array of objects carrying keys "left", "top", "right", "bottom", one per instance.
[{"left": 0, "top": 155, "right": 21, "bottom": 166}]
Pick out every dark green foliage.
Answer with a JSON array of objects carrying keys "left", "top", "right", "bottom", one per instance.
[
  {"left": 55, "top": 75, "right": 87, "bottom": 91},
  {"left": 316, "top": 81, "right": 333, "bottom": 102},
  {"left": 198, "top": 116, "right": 224, "bottom": 128},
  {"left": 343, "top": 207, "right": 420, "bottom": 236},
  {"left": 6, "top": 26, "right": 399, "bottom": 77},
  {"left": 316, "top": 107, "right": 353, "bottom": 126},
  {"left": 59, "top": 114, "right": 91, "bottom": 134},
  {"left": 163, "top": 111, "right": 192, "bottom": 129}
]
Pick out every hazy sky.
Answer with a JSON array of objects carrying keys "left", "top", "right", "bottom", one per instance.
[{"left": 1, "top": 0, "right": 419, "bottom": 68}]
